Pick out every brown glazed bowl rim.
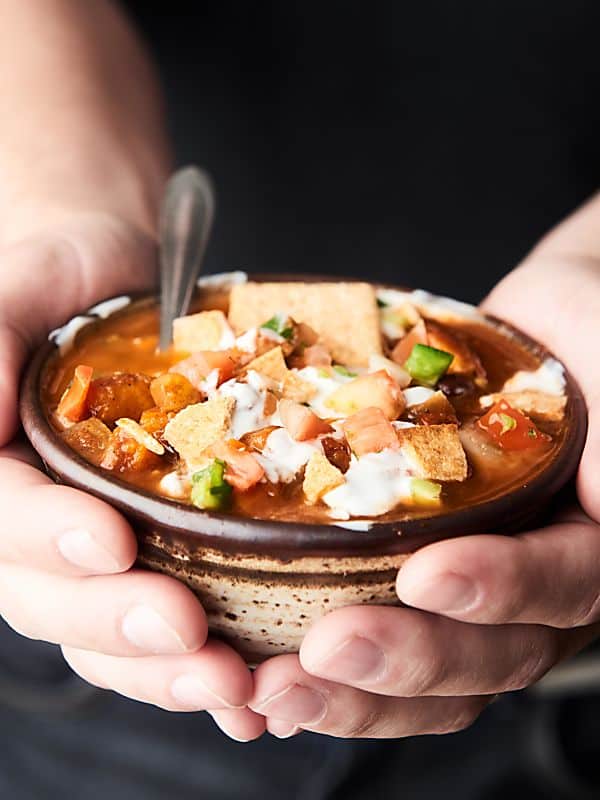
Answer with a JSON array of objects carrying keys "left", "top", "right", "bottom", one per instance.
[{"left": 20, "top": 274, "right": 588, "bottom": 558}]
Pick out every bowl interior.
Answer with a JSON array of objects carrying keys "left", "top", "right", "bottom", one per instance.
[{"left": 20, "top": 275, "right": 588, "bottom": 558}]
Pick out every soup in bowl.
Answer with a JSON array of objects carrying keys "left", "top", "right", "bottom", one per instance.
[{"left": 20, "top": 273, "right": 587, "bottom": 663}]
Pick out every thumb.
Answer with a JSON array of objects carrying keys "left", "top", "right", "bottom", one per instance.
[{"left": 0, "top": 217, "right": 156, "bottom": 445}]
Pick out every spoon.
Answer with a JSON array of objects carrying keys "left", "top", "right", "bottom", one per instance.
[{"left": 158, "top": 166, "right": 215, "bottom": 351}]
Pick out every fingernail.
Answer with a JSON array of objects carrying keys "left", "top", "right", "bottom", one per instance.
[
  {"left": 122, "top": 605, "right": 188, "bottom": 653},
  {"left": 57, "top": 528, "right": 120, "bottom": 573},
  {"left": 401, "top": 572, "right": 478, "bottom": 613},
  {"left": 268, "top": 720, "right": 301, "bottom": 739},
  {"left": 208, "top": 712, "right": 253, "bottom": 743},
  {"left": 171, "top": 674, "right": 243, "bottom": 710},
  {"left": 307, "top": 636, "right": 387, "bottom": 684},
  {"left": 254, "top": 684, "right": 327, "bottom": 725}
]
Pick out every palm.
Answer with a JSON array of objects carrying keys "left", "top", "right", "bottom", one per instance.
[{"left": 0, "top": 216, "right": 265, "bottom": 743}]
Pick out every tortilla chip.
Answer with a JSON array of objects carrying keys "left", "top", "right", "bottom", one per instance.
[
  {"left": 246, "top": 346, "right": 288, "bottom": 383},
  {"left": 397, "top": 423, "right": 467, "bottom": 482},
  {"left": 164, "top": 397, "right": 235, "bottom": 470},
  {"left": 228, "top": 282, "right": 382, "bottom": 366},
  {"left": 303, "top": 452, "right": 345, "bottom": 504},
  {"left": 480, "top": 391, "right": 566, "bottom": 423},
  {"left": 173, "top": 310, "right": 232, "bottom": 353},
  {"left": 246, "top": 346, "right": 316, "bottom": 402}
]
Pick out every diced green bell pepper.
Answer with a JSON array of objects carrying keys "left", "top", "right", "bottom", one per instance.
[
  {"left": 332, "top": 365, "right": 357, "bottom": 378},
  {"left": 404, "top": 343, "right": 454, "bottom": 386},
  {"left": 260, "top": 313, "right": 294, "bottom": 340},
  {"left": 191, "top": 459, "right": 232, "bottom": 510}
]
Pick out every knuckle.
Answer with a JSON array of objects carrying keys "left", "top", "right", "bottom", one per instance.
[
  {"left": 507, "top": 637, "right": 558, "bottom": 690},
  {"left": 337, "top": 709, "right": 386, "bottom": 739},
  {"left": 569, "top": 591, "right": 600, "bottom": 628},
  {"left": 400, "top": 648, "right": 447, "bottom": 697}
]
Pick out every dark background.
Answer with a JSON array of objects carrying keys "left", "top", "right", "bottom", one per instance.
[
  {"left": 125, "top": 0, "right": 600, "bottom": 300},
  {"left": 1, "top": 2, "right": 600, "bottom": 798}
]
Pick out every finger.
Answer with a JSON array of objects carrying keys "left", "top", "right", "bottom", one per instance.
[
  {"left": 209, "top": 709, "right": 267, "bottom": 743},
  {"left": 481, "top": 243, "right": 600, "bottom": 523},
  {"left": 0, "top": 451, "right": 137, "bottom": 576},
  {"left": 251, "top": 655, "right": 488, "bottom": 739},
  {"left": 0, "top": 223, "right": 155, "bottom": 446},
  {"left": 578, "top": 398, "right": 600, "bottom": 523},
  {"left": 299, "top": 605, "right": 597, "bottom": 697},
  {"left": 0, "top": 326, "right": 26, "bottom": 444},
  {"left": 0, "top": 564, "right": 207, "bottom": 656},
  {"left": 396, "top": 520, "right": 600, "bottom": 628},
  {"left": 62, "top": 639, "right": 252, "bottom": 712},
  {"left": 266, "top": 718, "right": 302, "bottom": 739}
]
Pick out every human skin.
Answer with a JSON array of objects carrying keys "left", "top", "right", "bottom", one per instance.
[
  {"left": 1, "top": 0, "right": 599, "bottom": 744},
  {"left": 249, "top": 200, "right": 600, "bottom": 739},
  {"left": 0, "top": 0, "right": 264, "bottom": 741}
]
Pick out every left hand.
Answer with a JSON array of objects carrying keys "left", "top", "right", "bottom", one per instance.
[{"left": 248, "top": 196, "right": 600, "bottom": 740}]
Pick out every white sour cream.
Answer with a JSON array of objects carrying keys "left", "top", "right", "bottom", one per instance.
[
  {"left": 323, "top": 448, "right": 413, "bottom": 517},
  {"left": 502, "top": 358, "right": 566, "bottom": 396},
  {"left": 375, "top": 288, "right": 484, "bottom": 323},
  {"left": 196, "top": 270, "right": 248, "bottom": 289},
  {"left": 331, "top": 519, "right": 373, "bottom": 531},
  {"left": 255, "top": 428, "right": 319, "bottom": 483},
  {"left": 199, "top": 369, "right": 221, "bottom": 397},
  {"left": 403, "top": 386, "right": 436, "bottom": 406},
  {"left": 295, "top": 366, "right": 356, "bottom": 418},
  {"left": 159, "top": 471, "right": 190, "bottom": 499},
  {"left": 49, "top": 316, "right": 94, "bottom": 355},
  {"left": 217, "top": 370, "right": 276, "bottom": 439},
  {"left": 87, "top": 295, "right": 131, "bottom": 319},
  {"left": 235, "top": 327, "right": 258, "bottom": 353}
]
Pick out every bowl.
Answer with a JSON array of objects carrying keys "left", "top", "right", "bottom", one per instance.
[{"left": 20, "top": 275, "right": 588, "bottom": 664}]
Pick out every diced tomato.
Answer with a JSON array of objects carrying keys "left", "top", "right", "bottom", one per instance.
[
  {"left": 391, "top": 320, "right": 428, "bottom": 366},
  {"left": 56, "top": 365, "right": 93, "bottom": 422},
  {"left": 326, "top": 370, "right": 405, "bottom": 420},
  {"left": 477, "top": 400, "right": 550, "bottom": 450},
  {"left": 210, "top": 439, "right": 265, "bottom": 490},
  {"left": 343, "top": 406, "right": 400, "bottom": 456},
  {"left": 170, "top": 350, "right": 239, "bottom": 388},
  {"left": 279, "top": 398, "right": 333, "bottom": 440}
]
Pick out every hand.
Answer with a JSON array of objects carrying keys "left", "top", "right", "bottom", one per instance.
[
  {"left": 0, "top": 216, "right": 265, "bottom": 742},
  {"left": 248, "top": 196, "right": 600, "bottom": 739}
]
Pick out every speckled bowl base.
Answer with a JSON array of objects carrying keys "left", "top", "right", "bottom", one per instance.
[{"left": 137, "top": 531, "right": 407, "bottom": 663}]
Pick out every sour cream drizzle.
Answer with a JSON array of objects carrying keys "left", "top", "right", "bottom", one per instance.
[
  {"left": 218, "top": 370, "right": 279, "bottom": 439},
  {"left": 502, "top": 358, "right": 566, "bottom": 396},
  {"left": 295, "top": 366, "right": 356, "bottom": 418},
  {"left": 255, "top": 428, "right": 320, "bottom": 483},
  {"left": 323, "top": 448, "right": 413, "bottom": 517}
]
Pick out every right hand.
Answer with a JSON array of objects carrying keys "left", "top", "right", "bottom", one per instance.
[{"left": 0, "top": 214, "right": 266, "bottom": 741}]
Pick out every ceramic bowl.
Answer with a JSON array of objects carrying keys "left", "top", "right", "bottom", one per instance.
[{"left": 20, "top": 277, "right": 588, "bottom": 664}]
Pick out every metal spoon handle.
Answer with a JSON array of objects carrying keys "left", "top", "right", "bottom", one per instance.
[{"left": 159, "top": 166, "right": 215, "bottom": 351}]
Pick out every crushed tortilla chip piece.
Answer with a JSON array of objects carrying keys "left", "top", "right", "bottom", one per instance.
[
  {"left": 246, "top": 346, "right": 288, "bottom": 383},
  {"left": 397, "top": 424, "right": 467, "bottom": 482},
  {"left": 173, "top": 310, "right": 233, "bottom": 353},
  {"left": 164, "top": 397, "right": 235, "bottom": 470},
  {"left": 246, "top": 346, "right": 317, "bottom": 403},
  {"left": 115, "top": 418, "right": 165, "bottom": 455},
  {"left": 303, "top": 452, "right": 345, "bottom": 504},
  {"left": 228, "top": 282, "right": 382, "bottom": 366}
]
